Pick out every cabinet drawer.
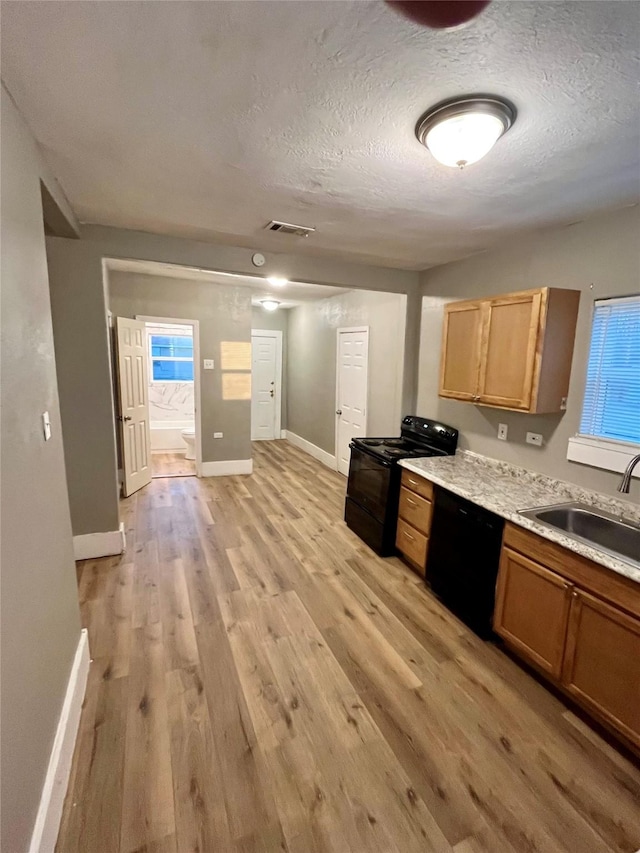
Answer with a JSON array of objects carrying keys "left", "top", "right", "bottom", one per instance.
[
  {"left": 398, "top": 487, "right": 432, "bottom": 535},
  {"left": 396, "top": 519, "right": 428, "bottom": 572},
  {"left": 400, "top": 470, "right": 433, "bottom": 501}
]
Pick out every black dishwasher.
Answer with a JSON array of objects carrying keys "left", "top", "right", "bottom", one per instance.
[{"left": 426, "top": 487, "right": 504, "bottom": 637}]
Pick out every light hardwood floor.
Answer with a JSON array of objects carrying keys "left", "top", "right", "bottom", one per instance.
[
  {"left": 57, "top": 440, "right": 640, "bottom": 853},
  {"left": 152, "top": 452, "right": 196, "bottom": 478}
]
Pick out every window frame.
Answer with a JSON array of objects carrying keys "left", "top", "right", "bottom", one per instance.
[
  {"left": 567, "top": 293, "right": 640, "bottom": 478},
  {"left": 148, "top": 331, "right": 194, "bottom": 384}
]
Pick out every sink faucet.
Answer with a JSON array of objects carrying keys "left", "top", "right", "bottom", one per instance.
[{"left": 617, "top": 454, "right": 640, "bottom": 493}]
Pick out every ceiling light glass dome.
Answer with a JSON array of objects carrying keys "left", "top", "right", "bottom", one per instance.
[{"left": 416, "top": 96, "right": 516, "bottom": 169}]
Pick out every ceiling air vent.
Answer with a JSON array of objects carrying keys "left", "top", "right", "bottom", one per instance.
[{"left": 265, "top": 220, "right": 316, "bottom": 238}]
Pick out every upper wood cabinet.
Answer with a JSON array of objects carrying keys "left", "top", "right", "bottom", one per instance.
[{"left": 439, "top": 287, "right": 580, "bottom": 413}]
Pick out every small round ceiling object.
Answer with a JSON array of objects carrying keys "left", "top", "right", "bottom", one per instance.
[
  {"left": 252, "top": 252, "right": 266, "bottom": 267},
  {"left": 260, "top": 299, "right": 280, "bottom": 311},
  {"left": 415, "top": 96, "right": 516, "bottom": 169}
]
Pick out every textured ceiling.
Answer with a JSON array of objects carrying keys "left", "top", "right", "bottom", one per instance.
[
  {"left": 105, "top": 258, "right": 349, "bottom": 309},
  {"left": 2, "top": 1, "right": 639, "bottom": 270}
]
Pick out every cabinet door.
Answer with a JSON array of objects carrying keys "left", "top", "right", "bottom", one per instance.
[
  {"left": 494, "top": 548, "right": 572, "bottom": 679},
  {"left": 563, "top": 590, "right": 640, "bottom": 748},
  {"left": 478, "top": 291, "right": 542, "bottom": 409},
  {"left": 439, "top": 301, "right": 482, "bottom": 400}
]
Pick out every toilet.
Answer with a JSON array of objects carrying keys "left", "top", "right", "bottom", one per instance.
[{"left": 181, "top": 428, "right": 196, "bottom": 460}]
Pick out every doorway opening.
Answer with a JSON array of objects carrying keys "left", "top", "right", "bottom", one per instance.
[
  {"left": 251, "top": 328, "right": 283, "bottom": 442},
  {"left": 137, "top": 316, "right": 201, "bottom": 480}
]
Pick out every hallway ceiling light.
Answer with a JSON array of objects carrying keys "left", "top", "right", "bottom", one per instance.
[
  {"left": 416, "top": 96, "right": 516, "bottom": 169},
  {"left": 267, "top": 276, "right": 288, "bottom": 287},
  {"left": 260, "top": 299, "right": 281, "bottom": 311}
]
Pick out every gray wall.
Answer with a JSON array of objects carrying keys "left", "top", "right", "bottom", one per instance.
[
  {"left": 252, "top": 305, "right": 288, "bottom": 430},
  {"left": 45, "top": 225, "right": 419, "bottom": 538},
  {"left": 1, "top": 86, "right": 82, "bottom": 853},
  {"left": 287, "top": 290, "right": 407, "bottom": 454},
  {"left": 417, "top": 205, "right": 640, "bottom": 502},
  {"left": 109, "top": 271, "right": 252, "bottom": 463}
]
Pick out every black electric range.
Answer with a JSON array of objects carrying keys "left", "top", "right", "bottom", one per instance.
[{"left": 345, "top": 415, "right": 458, "bottom": 556}]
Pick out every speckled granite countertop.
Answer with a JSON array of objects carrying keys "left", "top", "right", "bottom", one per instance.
[{"left": 399, "top": 451, "right": 640, "bottom": 585}]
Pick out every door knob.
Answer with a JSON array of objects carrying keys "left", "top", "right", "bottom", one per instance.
[
  {"left": 118, "top": 415, "right": 132, "bottom": 422},
  {"left": 336, "top": 409, "right": 342, "bottom": 416},
  {"left": 270, "top": 389, "right": 274, "bottom": 397}
]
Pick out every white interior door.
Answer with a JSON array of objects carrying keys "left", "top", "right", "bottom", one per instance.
[
  {"left": 251, "top": 330, "right": 281, "bottom": 440},
  {"left": 116, "top": 317, "right": 152, "bottom": 496},
  {"left": 336, "top": 327, "right": 369, "bottom": 476}
]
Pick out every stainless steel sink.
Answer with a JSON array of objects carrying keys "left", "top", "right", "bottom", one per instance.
[{"left": 518, "top": 502, "right": 640, "bottom": 567}]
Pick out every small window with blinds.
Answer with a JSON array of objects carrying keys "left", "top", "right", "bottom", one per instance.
[{"left": 579, "top": 295, "right": 640, "bottom": 446}]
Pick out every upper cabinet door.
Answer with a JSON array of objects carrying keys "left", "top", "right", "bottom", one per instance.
[
  {"left": 439, "top": 301, "right": 482, "bottom": 400},
  {"left": 477, "top": 291, "right": 542, "bottom": 410}
]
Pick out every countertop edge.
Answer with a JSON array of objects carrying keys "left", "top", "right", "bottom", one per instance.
[{"left": 399, "top": 458, "right": 640, "bottom": 586}]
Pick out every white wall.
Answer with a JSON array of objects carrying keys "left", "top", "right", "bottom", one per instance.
[
  {"left": 287, "top": 290, "right": 407, "bottom": 453},
  {"left": 149, "top": 382, "right": 194, "bottom": 425},
  {"left": 417, "top": 205, "right": 640, "bottom": 502}
]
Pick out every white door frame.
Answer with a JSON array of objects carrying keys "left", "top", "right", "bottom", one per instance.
[
  {"left": 251, "top": 328, "right": 283, "bottom": 440},
  {"left": 335, "top": 326, "right": 369, "bottom": 473},
  {"left": 136, "top": 315, "right": 202, "bottom": 476}
]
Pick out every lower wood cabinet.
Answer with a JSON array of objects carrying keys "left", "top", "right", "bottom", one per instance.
[
  {"left": 494, "top": 548, "right": 572, "bottom": 679},
  {"left": 494, "top": 523, "right": 640, "bottom": 752},
  {"left": 396, "top": 471, "right": 433, "bottom": 575},
  {"left": 563, "top": 589, "right": 640, "bottom": 748}
]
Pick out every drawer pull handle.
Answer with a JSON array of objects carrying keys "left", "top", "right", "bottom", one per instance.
[
  {"left": 408, "top": 479, "right": 418, "bottom": 486},
  {"left": 403, "top": 531, "right": 415, "bottom": 541},
  {"left": 407, "top": 498, "right": 417, "bottom": 506}
]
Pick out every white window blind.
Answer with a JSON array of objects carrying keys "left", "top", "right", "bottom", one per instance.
[{"left": 579, "top": 295, "right": 640, "bottom": 445}]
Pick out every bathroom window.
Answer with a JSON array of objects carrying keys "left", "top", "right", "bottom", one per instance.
[
  {"left": 149, "top": 334, "right": 194, "bottom": 382},
  {"left": 567, "top": 294, "right": 640, "bottom": 474}
]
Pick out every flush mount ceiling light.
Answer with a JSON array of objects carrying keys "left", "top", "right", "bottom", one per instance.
[
  {"left": 260, "top": 299, "right": 281, "bottom": 311},
  {"left": 267, "top": 276, "right": 288, "bottom": 287},
  {"left": 416, "top": 96, "right": 516, "bottom": 169}
]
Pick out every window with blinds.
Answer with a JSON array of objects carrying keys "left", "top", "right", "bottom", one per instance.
[{"left": 579, "top": 295, "right": 640, "bottom": 446}]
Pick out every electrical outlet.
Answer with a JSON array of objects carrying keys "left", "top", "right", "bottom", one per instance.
[
  {"left": 42, "top": 411, "right": 52, "bottom": 441},
  {"left": 213, "top": 432, "right": 223, "bottom": 439},
  {"left": 203, "top": 359, "right": 214, "bottom": 370},
  {"left": 526, "top": 432, "right": 543, "bottom": 447},
  {"left": 497, "top": 423, "right": 508, "bottom": 441}
]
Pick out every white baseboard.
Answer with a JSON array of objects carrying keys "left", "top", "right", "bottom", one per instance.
[
  {"left": 73, "top": 521, "right": 125, "bottom": 561},
  {"left": 280, "top": 429, "right": 287, "bottom": 439},
  {"left": 201, "top": 458, "right": 253, "bottom": 477},
  {"left": 284, "top": 431, "right": 337, "bottom": 470},
  {"left": 29, "top": 628, "right": 90, "bottom": 853}
]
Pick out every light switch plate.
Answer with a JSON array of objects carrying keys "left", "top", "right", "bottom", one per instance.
[
  {"left": 526, "top": 432, "right": 543, "bottom": 447},
  {"left": 42, "top": 411, "right": 52, "bottom": 441},
  {"left": 214, "top": 432, "right": 223, "bottom": 439},
  {"left": 497, "top": 423, "right": 508, "bottom": 441},
  {"left": 203, "top": 359, "right": 214, "bottom": 370}
]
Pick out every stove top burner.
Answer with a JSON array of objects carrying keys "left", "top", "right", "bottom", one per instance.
[{"left": 352, "top": 435, "right": 439, "bottom": 462}]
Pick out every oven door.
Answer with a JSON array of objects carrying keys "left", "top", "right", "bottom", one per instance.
[{"left": 346, "top": 444, "right": 392, "bottom": 523}]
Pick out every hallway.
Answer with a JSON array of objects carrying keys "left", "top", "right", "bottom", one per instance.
[{"left": 57, "top": 441, "right": 640, "bottom": 853}]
